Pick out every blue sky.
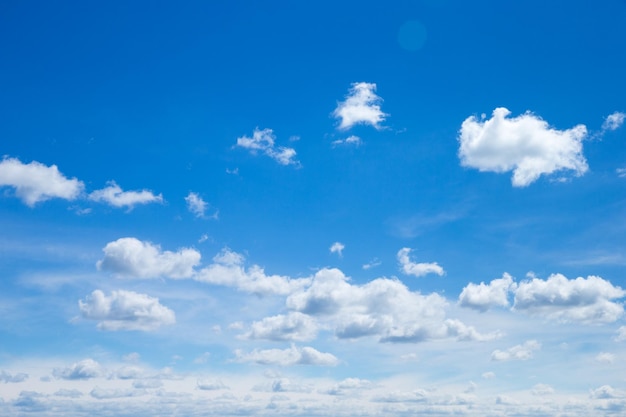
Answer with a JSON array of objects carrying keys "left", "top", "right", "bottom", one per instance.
[{"left": 1, "top": 1, "right": 626, "bottom": 415}]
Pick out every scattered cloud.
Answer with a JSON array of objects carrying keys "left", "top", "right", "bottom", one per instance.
[
  {"left": 79, "top": 289, "right": 176, "bottom": 331},
  {"left": 185, "top": 192, "right": 211, "bottom": 218},
  {"left": 590, "top": 385, "right": 625, "bottom": 399},
  {"left": 491, "top": 340, "right": 541, "bottom": 361},
  {"left": 459, "top": 273, "right": 516, "bottom": 312},
  {"left": 286, "top": 268, "right": 494, "bottom": 343},
  {"left": 513, "top": 273, "right": 625, "bottom": 323},
  {"left": 96, "top": 237, "right": 201, "bottom": 279},
  {"left": 362, "top": 258, "right": 381, "bottom": 270},
  {"left": 325, "top": 378, "right": 373, "bottom": 395},
  {"left": 458, "top": 107, "right": 588, "bottom": 186},
  {"left": 481, "top": 371, "right": 495, "bottom": 379},
  {"left": 88, "top": 181, "right": 163, "bottom": 209},
  {"left": 234, "top": 344, "right": 339, "bottom": 366},
  {"left": 0, "top": 157, "right": 84, "bottom": 206},
  {"left": 53, "top": 359, "right": 102, "bottom": 380},
  {"left": 333, "top": 82, "right": 387, "bottom": 130},
  {"left": 595, "top": 352, "right": 615, "bottom": 364},
  {"left": 235, "top": 128, "right": 299, "bottom": 166},
  {"left": 197, "top": 379, "right": 228, "bottom": 391},
  {"left": 90, "top": 387, "right": 145, "bottom": 400},
  {"left": 615, "top": 326, "right": 626, "bottom": 342},
  {"left": 531, "top": 383, "right": 555, "bottom": 396},
  {"left": 330, "top": 242, "right": 345, "bottom": 257},
  {"left": 241, "top": 312, "right": 318, "bottom": 342},
  {"left": 0, "top": 370, "right": 28, "bottom": 383},
  {"left": 602, "top": 111, "right": 625, "bottom": 132},
  {"left": 195, "top": 248, "right": 311, "bottom": 296},
  {"left": 397, "top": 248, "right": 444, "bottom": 277},
  {"left": 332, "top": 135, "right": 362, "bottom": 147},
  {"left": 617, "top": 168, "right": 626, "bottom": 178},
  {"left": 54, "top": 389, "right": 83, "bottom": 398}
]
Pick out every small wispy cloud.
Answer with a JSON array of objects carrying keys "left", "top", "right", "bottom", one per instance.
[
  {"left": 332, "top": 135, "right": 362, "bottom": 147},
  {"left": 89, "top": 181, "right": 163, "bottom": 210},
  {"left": 330, "top": 242, "right": 345, "bottom": 257},
  {"left": 235, "top": 128, "right": 300, "bottom": 166},
  {"left": 602, "top": 111, "right": 625, "bottom": 132},
  {"left": 185, "top": 192, "right": 218, "bottom": 219}
]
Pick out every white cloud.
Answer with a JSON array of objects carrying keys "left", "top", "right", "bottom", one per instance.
[
  {"left": 458, "top": 107, "right": 588, "bottom": 186},
  {"left": 235, "top": 128, "right": 299, "bottom": 166},
  {"left": 89, "top": 181, "right": 163, "bottom": 209},
  {"left": 602, "top": 111, "right": 626, "bottom": 131},
  {"left": 54, "top": 389, "right": 83, "bottom": 398},
  {"left": 590, "top": 385, "right": 625, "bottom": 399},
  {"left": 185, "top": 192, "right": 213, "bottom": 218},
  {"left": 97, "top": 237, "right": 201, "bottom": 279},
  {"left": 617, "top": 168, "right": 626, "bottom": 178},
  {"left": 595, "top": 352, "right": 615, "bottom": 364},
  {"left": 241, "top": 312, "right": 318, "bottom": 342},
  {"left": 0, "top": 157, "right": 84, "bottom": 206},
  {"left": 286, "top": 268, "right": 493, "bottom": 343},
  {"left": 615, "top": 326, "right": 626, "bottom": 342},
  {"left": 332, "top": 135, "right": 362, "bottom": 147},
  {"left": 90, "top": 387, "right": 144, "bottom": 399},
  {"left": 330, "top": 242, "right": 345, "bottom": 257},
  {"left": 458, "top": 273, "right": 517, "bottom": 312},
  {"left": 195, "top": 248, "right": 310, "bottom": 296},
  {"left": 531, "top": 383, "right": 555, "bottom": 396},
  {"left": 197, "top": 379, "right": 228, "bottom": 390},
  {"left": 362, "top": 258, "right": 381, "bottom": 270},
  {"left": 333, "top": 82, "right": 387, "bottom": 130},
  {"left": 53, "top": 359, "right": 102, "bottom": 380},
  {"left": 513, "top": 273, "right": 625, "bottom": 323},
  {"left": 481, "top": 371, "right": 495, "bottom": 379},
  {"left": 234, "top": 344, "right": 339, "bottom": 366},
  {"left": 397, "top": 248, "right": 444, "bottom": 277},
  {"left": 79, "top": 289, "right": 176, "bottom": 331},
  {"left": 491, "top": 340, "right": 541, "bottom": 361},
  {"left": 325, "top": 378, "right": 373, "bottom": 395},
  {"left": 0, "top": 370, "right": 28, "bottom": 383}
]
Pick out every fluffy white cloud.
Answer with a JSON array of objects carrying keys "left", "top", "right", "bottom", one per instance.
[
  {"left": 286, "top": 268, "right": 494, "bottom": 343},
  {"left": 602, "top": 111, "right": 626, "bottom": 131},
  {"left": 88, "top": 181, "right": 163, "bottom": 209},
  {"left": 79, "top": 289, "right": 175, "bottom": 331},
  {"left": 195, "top": 248, "right": 310, "bottom": 296},
  {"left": 491, "top": 340, "right": 541, "bottom": 361},
  {"left": 241, "top": 312, "right": 318, "bottom": 342},
  {"left": 397, "top": 248, "right": 444, "bottom": 277},
  {"left": 458, "top": 107, "right": 588, "bottom": 186},
  {"left": 513, "top": 274, "right": 625, "bottom": 323},
  {"left": 333, "top": 82, "right": 387, "bottom": 130},
  {"left": 234, "top": 344, "right": 339, "bottom": 366},
  {"left": 235, "top": 128, "right": 299, "bottom": 166},
  {"left": 0, "top": 370, "right": 28, "bottom": 383},
  {"left": 97, "top": 237, "right": 201, "bottom": 279},
  {"left": 331, "top": 135, "right": 362, "bottom": 147},
  {"left": 458, "top": 273, "right": 517, "bottom": 312},
  {"left": 0, "top": 157, "right": 84, "bottom": 206},
  {"left": 330, "top": 242, "right": 345, "bottom": 257},
  {"left": 53, "top": 359, "right": 102, "bottom": 380}
]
